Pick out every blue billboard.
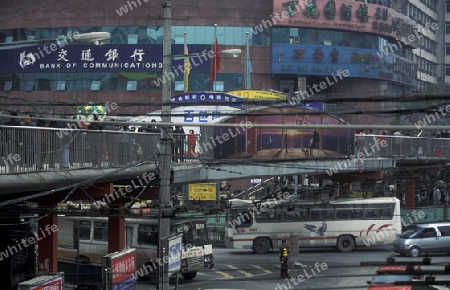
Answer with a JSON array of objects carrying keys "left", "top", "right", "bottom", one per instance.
[
  {"left": 271, "top": 43, "right": 417, "bottom": 87},
  {"left": 0, "top": 44, "right": 213, "bottom": 73}
]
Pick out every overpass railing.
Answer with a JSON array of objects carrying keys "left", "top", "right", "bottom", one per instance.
[
  {"left": 354, "top": 134, "right": 450, "bottom": 158},
  {"left": 1, "top": 126, "right": 450, "bottom": 174}
]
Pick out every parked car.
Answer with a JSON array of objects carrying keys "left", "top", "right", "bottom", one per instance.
[
  {"left": 367, "top": 265, "right": 424, "bottom": 289},
  {"left": 392, "top": 222, "right": 450, "bottom": 257}
]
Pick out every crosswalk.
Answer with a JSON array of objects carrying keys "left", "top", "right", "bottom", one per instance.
[{"left": 197, "top": 264, "right": 277, "bottom": 280}]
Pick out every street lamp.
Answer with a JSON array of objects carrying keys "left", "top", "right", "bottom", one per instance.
[{"left": 172, "top": 49, "right": 242, "bottom": 60}]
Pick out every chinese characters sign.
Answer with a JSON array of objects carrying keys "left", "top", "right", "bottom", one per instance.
[
  {"left": 168, "top": 234, "right": 182, "bottom": 274},
  {"left": 272, "top": 0, "right": 416, "bottom": 45},
  {"left": 0, "top": 44, "right": 212, "bottom": 73},
  {"left": 271, "top": 43, "right": 417, "bottom": 87},
  {"left": 188, "top": 183, "right": 217, "bottom": 201},
  {"left": 102, "top": 248, "right": 136, "bottom": 290}
]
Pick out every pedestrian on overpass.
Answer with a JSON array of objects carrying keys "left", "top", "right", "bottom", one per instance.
[{"left": 279, "top": 240, "right": 290, "bottom": 278}]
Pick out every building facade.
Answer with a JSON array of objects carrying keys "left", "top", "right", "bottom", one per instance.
[{"left": 0, "top": 0, "right": 443, "bottom": 125}]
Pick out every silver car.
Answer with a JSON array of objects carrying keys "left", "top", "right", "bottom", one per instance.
[{"left": 392, "top": 222, "right": 450, "bottom": 257}]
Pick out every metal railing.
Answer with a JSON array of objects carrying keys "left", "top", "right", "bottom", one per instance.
[
  {"left": 0, "top": 125, "right": 201, "bottom": 174},
  {"left": 354, "top": 134, "right": 450, "bottom": 158},
  {"left": 2, "top": 126, "right": 450, "bottom": 175}
]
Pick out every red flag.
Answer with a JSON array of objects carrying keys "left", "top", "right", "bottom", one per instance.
[{"left": 210, "top": 38, "right": 221, "bottom": 82}]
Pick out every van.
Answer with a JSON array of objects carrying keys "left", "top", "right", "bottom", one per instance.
[{"left": 392, "top": 222, "right": 450, "bottom": 257}]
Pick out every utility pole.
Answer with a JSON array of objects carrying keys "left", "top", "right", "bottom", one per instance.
[{"left": 159, "top": 1, "right": 172, "bottom": 290}]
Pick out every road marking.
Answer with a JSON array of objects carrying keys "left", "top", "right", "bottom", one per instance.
[
  {"left": 196, "top": 271, "right": 219, "bottom": 277},
  {"left": 212, "top": 268, "right": 234, "bottom": 279},
  {"left": 226, "top": 264, "right": 253, "bottom": 277},
  {"left": 251, "top": 264, "right": 272, "bottom": 274}
]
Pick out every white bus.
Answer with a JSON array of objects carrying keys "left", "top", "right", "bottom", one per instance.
[
  {"left": 57, "top": 216, "right": 214, "bottom": 281},
  {"left": 224, "top": 197, "right": 401, "bottom": 253}
]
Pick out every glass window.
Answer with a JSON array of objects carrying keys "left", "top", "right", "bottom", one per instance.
[
  {"left": 137, "top": 224, "right": 158, "bottom": 245},
  {"left": 363, "top": 204, "right": 394, "bottom": 219},
  {"left": 335, "top": 206, "right": 352, "bottom": 219},
  {"left": 227, "top": 210, "right": 252, "bottom": 228},
  {"left": 79, "top": 221, "right": 91, "bottom": 240},
  {"left": 309, "top": 205, "right": 334, "bottom": 220},
  {"left": 421, "top": 227, "right": 437, "bottom": 238},
  {"left": 24, "top": 80, "right": 34, "bottom": 91},
  {"left": 126, "top": 80, "right": 137, "bottom": 91},
  {"left": 283, "top": 207, "right": 308, "bottom": 221},
  {"left": 350, "top": 205, "right": 364, "bottom": 219},
  {"left": 447, "top": 1, "right": 450, "bottom": 13},
  {"left": 91, "top": 80, "right": 101, "bottom": 91},
  {"left": 4, "top": 80, "right": 12, "bottom": 91},
  {"left": 56, "top": 80, "right": 66, "bottom": 91},
  {"left": 437, "top": 226, "right": 450, "bottom": 236},
  {"left": 447, "top": 23, "right": 450, "bottom": 34},
  {"left": 193, "top": 221, "right": 209, "bottom": 246},
  {"left": 93, "top": 221, "right": 108, "bottom": 241},
  {"left": 256, "top": 208, "right": 283, "bottom": 222},
  {"left": 128, "top": 34, "right": 138, "bottom": 44},
  {"left": 446, "top": 65, "right": 450, "bottom": 76}
]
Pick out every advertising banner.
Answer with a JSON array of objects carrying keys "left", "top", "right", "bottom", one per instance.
[
  {"left": 188, "top": 183, "right": 217, "bottom": 201},
  {"left": 102, "top": 248, "right": 136, "bottom": 290},
  {"left": 167, "top": 234, "right": 183, "bottom": 275},
  {"left": 227, "top": 89, "right": 287, "bottom": 101},
  {"left": 272, "top": 43, "right": 416, "bottom": 87}
]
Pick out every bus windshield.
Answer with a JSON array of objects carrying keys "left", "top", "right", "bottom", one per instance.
[{"left": 171, "top": 220, "right": 210, "bottom": 247}]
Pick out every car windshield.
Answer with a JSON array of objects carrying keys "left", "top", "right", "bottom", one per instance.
[
  {"left": 372, "top": 275, "right": 413, "bottom": 284},
  {"left": 399, "top": 228, "right": 422, "bottom": 238}
]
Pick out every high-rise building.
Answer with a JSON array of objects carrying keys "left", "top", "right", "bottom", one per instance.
[
  {"left": 445, "top": 1, "right": 450, "bottom": 83},
  {"left": 0, "top": 0, "right": 444, "bottom": 125},
  {"left": 405, "top": 0, "right": 442, "bottom": 92}
]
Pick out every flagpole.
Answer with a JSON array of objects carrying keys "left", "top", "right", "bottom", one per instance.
[
  {"left": 244, "top": 31, "right": 249, "bottom": 89},
  {"left": 183, "top": 31, "right": 188, "bottom": 93},
  {"left": 214, "top": 23, "right": 217, "bottom": 91}
]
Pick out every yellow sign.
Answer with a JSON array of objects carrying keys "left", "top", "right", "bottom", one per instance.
[
  {"left": 188, "top": 183, "right": 217, "bottom": 201},
  {"left": 228, "top": 89, "right": 286, "bottom": 100}
]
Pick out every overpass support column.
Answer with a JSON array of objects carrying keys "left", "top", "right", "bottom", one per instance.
[
  {"left": 106, "top": 183, "right": 126, "bottom": 253},
  {"left": 38, "top": 214, "right": 58, "bottom": 273},
  {"left": 108, "top": 216, "right": 125, "bottom": 253},
  {"left": 405, "top": 178, "right": 416, "bottom": 209}
]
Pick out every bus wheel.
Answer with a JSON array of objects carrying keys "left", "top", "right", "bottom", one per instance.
[
  {"left": 337, "top": 236, "right": 355, "bottom": 252},
  {"left": 409, "top": 246, "right": 421, "bottom": 257},
  {"left": 182, "top": 271, "right": 197, "bottom": 280},
  {"left": 253, "top": 237, "right": 271, "bottom": 254}
]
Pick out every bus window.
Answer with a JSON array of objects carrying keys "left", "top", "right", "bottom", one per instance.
[
  {"left": 93, "top": 222, "right": 108, "bottom": 241},
  {"left": 256, "top": 208, "right": 283, "bottom": 222},
  {"left": 79, "top": 221, "right": 91, "bottom": 240},
  {"left": 138, "top": 224, "right": 158, "bottom": 245},
  {"left": 298, "top": 209, "right": 308, "bottom": 221},
  {"left": 310, "top": 205, "right": 334, "bottom": 220},
  {"left": 362, "top": 204, "right": 394, "bottom": 219},
  {"left": 226, "top": 210, "right": 252, "bottom": 228},
  {"left": 284, "top": 210, "right": 297, "bottom": 221},
  {"left": 335, "top": 206, "right": 352, "bottom": 220},
  {"left": 350, "top": 205, "right": 364, "bottom": 219}
]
